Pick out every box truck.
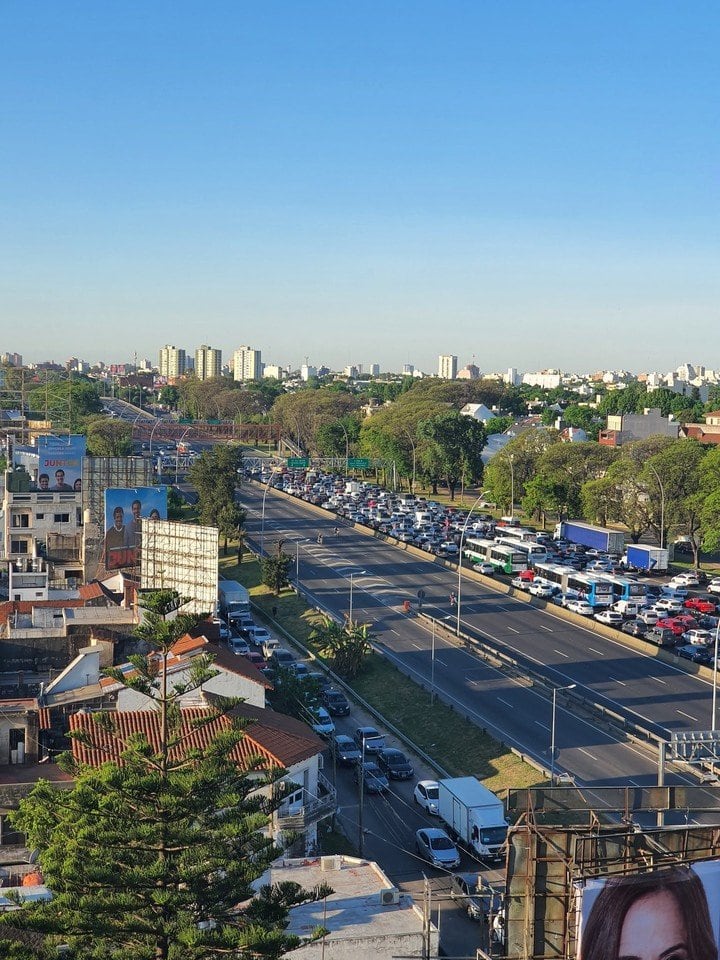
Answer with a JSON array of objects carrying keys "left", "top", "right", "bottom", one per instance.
[
  {"left": 218, "top": 581, "right": 251, "bottom": 623},
  {"left": 622, "top": 544, "right": 669, "bottom": 574},
  {"left": 555, "top": 521, "right": 625, "bottom": 555},
  {"left": 437, "top": 777, "right": 507, "bottom": 860}
]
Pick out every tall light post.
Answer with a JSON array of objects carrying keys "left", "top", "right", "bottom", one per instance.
[
  {"left": 712, "top": 619, "right": 720, "bottom": 731},
  {"left": 403, "top": 429, "right": 417, "bottom": 494},
  {"left": 174, "top": 427, "right": 192, "bottom": 485},
  {"left": 430, "top": 618, "right": 436, "bottom": 705},
  {"left": 457, "top": 494, "right": 488, "bottom": 636},
  {"left": 509, "top": 455, "right": 515, "bottom": 520},
  {"left": 295, "top": 539, "right": 302, "bottom": 585},
  {"left": 647, "top": 464, "right": 666, "bottom": 551},
  {"left": 550, "top": 683, "right": 576, "bottom": 784},
  {"left": 148, "top": 419, "right": 162, "bottom": 456},
  {"left": 349, "top": 572, "right": 354, "bottom": 624},
  {"left": 260, "top": 474, "right": 273, "bottom": 558}
]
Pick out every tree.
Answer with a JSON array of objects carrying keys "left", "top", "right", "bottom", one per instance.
[
  {"left": 217, "top": 502, "right": 246, "bottom": 555},
  {"left": 27, "top": 375, "right": 103, "bottom": 432},
  {"left": 417, "top": 412, "right": 486, "bottom": 500},
  {"left": 1, "top": 591, "right": 329, "bottom": 958},
  {"left": 262, "top": 545, "right": 293, "bottom": 595},
  {"left": 646, "top": 440, "right": 706, "bottom": 567},
  {"left": 483, "top": 430, "right": 559, "bottom": 512},
  {"left": 167, "top": 486, "right": 185, "bottom": 521},
  {"left": 85, "top": 415, "right": 133, "bottom": 456},
  {"left": 189, "top": 444, "right": 243, "bottom": 529},
  {"left": 310, "top": 616, "right": 373, "bottom": 681}
]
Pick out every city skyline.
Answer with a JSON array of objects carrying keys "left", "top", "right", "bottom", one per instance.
[{"left": 2, "top": 3, "right": 718, "bottom": 371}]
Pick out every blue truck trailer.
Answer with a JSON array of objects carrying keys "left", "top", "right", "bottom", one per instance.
[
  {"left": 623, "top": 544, "right": 669, "bottom": 573},
  {"left": 555, "top": 521, "right": 625, "bottom": 555}
]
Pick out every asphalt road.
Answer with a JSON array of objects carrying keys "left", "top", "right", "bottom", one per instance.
[{"left": 237, "top": 483, "right": 720, "bottom": 794}]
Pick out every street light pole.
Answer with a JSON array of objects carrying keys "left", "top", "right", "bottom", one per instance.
[
  {"left": 175, "top": 427, "right": 192, "bottom": 485},
  {"left": 430, "top": 618, "right": 436, "bottom": 705},
  {"left": 550, "top": 683, "right": 576, "bottom": 784},
  {"left": 647, "top": 464, "right": 666, "bottom": 551},
  {"left": 457, "top": 494, "right": 486, "bottom": 636},
  {"left": 349, "top": 572, "right": 354, "bottom": 625},
  {"left": 148, "top": 419, "right": 161, "bottom": 456},
  {"left": 260, "top": 475, "right": 272, "bottom": 558},
  {"left": 713, "top": 619, "right": 720, "bottom": 731},
  {"left": 509, "top": 455, "right": 515, "bottom": 520}
]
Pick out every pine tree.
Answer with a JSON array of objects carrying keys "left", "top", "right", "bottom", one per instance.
[{"left": 0, "top": 591, "right": 329, "bottom": 959}]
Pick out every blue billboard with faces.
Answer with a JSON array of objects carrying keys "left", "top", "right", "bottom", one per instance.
[
  {"left": 103, "top": 486, "right": 168, "bottom": 570},
  {"left": 36, "top": 435, "right": 86, "bottom": 492}
]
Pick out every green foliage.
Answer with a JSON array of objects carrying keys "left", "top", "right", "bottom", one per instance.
[
  {"left": 217, "top": 502, "right": 247, "bottom": 554},
  {"left": 485, "top": 415, "right": 514, "bottom": 435},
  {"left": 188, "top": 445, "right": 243, "bottom": 529},
  {"left": 167, "top": 486, "right": 185, "bottom": 521},
  {"left": 261, "top": 551, "right": 293, "bottom": 595},
  {"left": 159, "top": 385, "right": 180, "bottom": 409},
  {"left": 271, "top": 390, "right": 361, "bottom": 454},
  {"left": 26, "top": 375, "right": 103, "bottom": 432},
  {"left": 314, "top": 416, "right": 361, "bottom": 458},
  {"left": 84, "top": 416, "right": 133, "bottom": 456},
  {"left": 417, "top": 411, "right": 486, "bottom": 500},
  {"left": 310, "top": 616, "right": 373, "bottom": 680},
  {"left": 1, "top": 591, "right": 329, "bottom": 958}
]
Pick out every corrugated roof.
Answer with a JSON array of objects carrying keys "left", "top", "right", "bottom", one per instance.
[
  {"left": 70, "top": 705, "right": 323, "bottom": 769},
  {"left": 78, "top": 582, "right": 106, "bottom": 601}
]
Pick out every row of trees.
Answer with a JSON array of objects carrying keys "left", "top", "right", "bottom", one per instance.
[{"left": 484, "top": 433, "right": 720, "bottom": 566}]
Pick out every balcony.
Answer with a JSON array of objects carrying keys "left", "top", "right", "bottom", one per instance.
[{"left": 276, "top": 772, "right": 336, "bottom": 832}]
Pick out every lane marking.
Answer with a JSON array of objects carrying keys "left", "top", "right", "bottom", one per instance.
[
  {"left": 609, "top": 677, "right": 627, "bottom": 687},
  {"left": 540, "top": 625, "right": 553, "bottom": 633},
  {"left": 653, "top": 677, "right": 667, "bottom": 685},
  {"left": 554, "top": 649, "right": 569, "bottom": 659},
  {"left": 588, "top": 647, "right": 604, "bottom": 655},
  {"left": 578, "top": 748, "right": 599, "bottom": 760},
  {"left": 534, "top": 721, "right": 550, "bottom": 731},
  {"left": 677, "top": 710, "right": 699, "bottom": 722},
  {"left": 409, "top": 642, "right": 422, "bottom": 650},
  {"left": 497, "top": 697, "right": 514, "bottom": 708},
  {"left": 506, "top": 626, "right": 520, "bottom": 634},
  {"left": 435, "top": 658, "right": 448, "bottom": 667}
]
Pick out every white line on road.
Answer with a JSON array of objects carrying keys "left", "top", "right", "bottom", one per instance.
[
  {"left": 409, "top": 642, "right": 422, "bottom": 649},
  {"left": 554, "top": 649, "right": 569, "bottom": 658},
  {"left": 388, "top": 629, "right": 399, "bottom": 635},
  {"left": 435, "top": 658, "right": 448, "bottom": 667},
  {"left": 588, "top": 647, "right": 604, "bottom": 655},
  {"left": 578, "top": 748, "right": 599, "bottom": 760},
  {"left": 540, "top": 625, "right": 553, "bottom": 632},
  {"left": 677, "top": 709, "right": 699, "bottom": 722},
  {"left": 506, "top": 626, "right": 520, "bottom": 634},
  {"left": 497, "top": 697, "right": 514, "bottom": 708},
  {"left": 609, "top": 677, "right": 626, "bottom": 686},
  {"left": 652, "top": 677, "right": 667, "bottom": 685},
  {"left": 534, "top": 720, "right": 550, "bottom": 731}
]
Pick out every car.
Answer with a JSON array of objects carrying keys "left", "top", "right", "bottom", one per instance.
[
  {"left": 473, "top": 562, "right": 495, "bottom": 576},
  {"left": 233, "top": 612, "right": 255, "bottom": 631},
  {"left": 244, "top": 650, "right": 265, "bottom": 667},
  {"left": 566, "top": 600, "right": 594, "bottom": 616},
  {"left": 511, "top": 577, "right": 530, "bottom": 590},
  {"left": 661, "top": 585, "right": 689, "bottom": 600},
  {"left": 414, "top": 780, "right": 440, "bottom": 815},
  {"left": 271, "top": 649, "right": 296, "bottom": 669},
  {"left": 246, "top": 626, "right": 272, "bottom": 647},
  {"left": 653, "top": 597, "right": 684, "bottom": 614},
  {"left": 682, "top": 629, "right": 712, "bottom": 646},
  {"left": 229, "top": 637, "right": 250, "bottom": 656},
  {"left": 287, "top": 662, "right": 311, "bottom": 679},
  {"left": 322, "top": 689, "right": 351, "bottom": 717},
  {"left": 415, "top": 828, "right": 461, "bottom": 870},
  {"left": 656, "top": 616, "right": 697, "bottom": 637},
  {"left": 450, "top": 872, "right": 487, "bottom": 921},
  {"left": 331, "top": 733, "right": 362, "bottom": 766},
  {"left": 621, "top": 621, "right": 648, "bottom": 638},
  {"left": 708, "top": 578, "right": 720, "bottom": 596},
  {"left": 644, "top": 626, "right": 677, "bottom": 647},
  {"left": 637, "top": 609, "right": 660, "bottom": 626},
  {"left": 670, "top": 572, "right": 701, "bottom": 587},
  {"left": 676, "top": 643, "right": 713, "bottom": 665},
  {"left": 594, "top": 610, "right": 624, "bottom": 627},
  {"left": 309, "top": 707, "right": 335, "bottom": 737},
  {"left": 377, "top": 747, "right": 414, "bottom": 780},
  {"left": 354, "top": 726, "right": 386, "bottom": 754},
  {"left": 213, "top": 618, "right": 231, "bottom": 640},
  {"left": 356, "top": 760, "right": 389, "bottom": 794},
  {"left": 306, "top": 671, "right": 333, "bottom": 694},
  {"left": 528, "top": 582, "right": 556, "bottom": 599},
  {"left": 685, "top": 597, "right": 717, "bottom": 614}
]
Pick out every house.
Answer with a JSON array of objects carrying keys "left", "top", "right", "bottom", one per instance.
[
  {"left": 258, "top": 855, "right": 439, "bottom": 959},
  {"left": 460, "top": 402, "right": 495, "bottom": 423},
  {"left": 599, "top": 408, "right": 680, "bottom": 446},
  {"left": 705, "top": 410, "right": 720, "bottom": 427}
]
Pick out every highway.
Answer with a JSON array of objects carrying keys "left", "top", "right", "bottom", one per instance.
[{"left": 238, "top": 483, "right": 720, "bottom": 793}]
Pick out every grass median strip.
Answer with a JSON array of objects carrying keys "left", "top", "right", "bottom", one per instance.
[{"left": 219, "top": 552, "right": 542, "bottom": 795}]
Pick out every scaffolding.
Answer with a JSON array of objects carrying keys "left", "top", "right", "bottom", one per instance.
[{"left": 140, "top": 519, "right": 219, "bottom": 615}]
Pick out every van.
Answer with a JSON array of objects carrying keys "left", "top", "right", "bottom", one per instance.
[
  {"left": 262, "top": 637, "right": 281, "bottom": 658},
  {"left": 416, "top": 511, "right": 432, "bottom": 524},
  {"left": 612, "top": 600, "right": 645, "bottom": 618}
]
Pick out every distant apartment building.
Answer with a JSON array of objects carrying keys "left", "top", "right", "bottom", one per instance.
[
  {"left": 158, "top": 345, "right": 187, "bottom": 380},
  {"left": 194, "top": 345, "right": 222, "bottom": 381},
  {"left": 344, "top": 365, "right": 359, "bottom": 378},
  {"left": 522, "top": 370, "right": 562, "bottom": 390},
  {"left": 506, "top": 367, "right": 520, "bottom": 386},
  {"left": 369, "top": 363, "right": 380, "bottom": 376},
  {"left": 300, "top": 364, "right": 317, "bottom": 382},
  {"left": 457, "top": 363, "right": 480, "bottom": 380},
  {"left": 1, "top": 352, "right": 23, "bottom": 367},
  {"left": 438, "top": 354, "right": 458, "bottom": 380},
  {"left": 263, "top": 364, "right": 283, "bottom": 380},
  {"left": 599, "top": 408, "right": 680, "bottom": 447},
  {"left": 402, "top": 364, "right": 414, "bottom": 376},
  {"left": 232, "top": 346, "right": 262, "bottom": 382}
]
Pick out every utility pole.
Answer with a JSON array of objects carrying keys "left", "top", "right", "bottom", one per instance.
[{"left": 358, "top": 739, "right": 365, "bottom": 856}]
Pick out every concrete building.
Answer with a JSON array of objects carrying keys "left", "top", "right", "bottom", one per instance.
[
  {"left": 457, "top": 363, "right": 481, "bottom": 380},
  {"left": 599, "top": 408, "right": 680, "bottom": 447},
  {"left": 461, "top": 402, "right": 495, "bottom": 422},
  {"left": 369, "top": 363, "right": 380, "bottom": 376},
  {"left": 260, "top": 855, "right": 439, "bottom": 959},
  {"left": 158, "top": 345, "right": 187, "bottom": 381},
  {"left": 505, "top": 367, "right": 520, "bottom": 387},
  {"left": 194, "top": 345, "right": 222, "bottom": 381},
  {"left": 300, "top": 364, "right": 317, "bottom": 382},
  {"left": 1, "top": 352, "right": 22, "bottom": 367},
  {"left": 522, "top": 370, "right": 562, "bottom": 389},
  {"left": 402, "top": 364, "right": 414, "bottom": 376},
  {"left": 232, "top": 346, "right": 262, "bottom": 382},
  {"left": 263, "top": 364, "right": 283, "bottom": 380},
  {"left": 438, "top": 355, "right": 458, "bottom": 380}
]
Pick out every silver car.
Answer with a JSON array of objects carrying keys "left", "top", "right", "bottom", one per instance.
[{"left": 415, "top": 828, "right": 461, "bottom": 870}]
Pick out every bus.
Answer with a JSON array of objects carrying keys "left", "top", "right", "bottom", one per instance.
[
  {"left": 494, "top": 525, "right": 538, "bottom": 543},
  {"left": 532, "top": 565, "right": 614, "bottom": 608},
  {"left": 464, "top": 538, "right": 528, "bottom": 574},
  {"left": 601, "top": 574, "right": 647, "bottom": 603},
  {"left": 495, "top": 536, "right": 548, "bottom": 566},
  {"left": 532, "top": 562, "right": 571, "bottom": 590}
]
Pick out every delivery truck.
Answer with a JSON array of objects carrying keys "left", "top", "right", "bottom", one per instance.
[
  {"left": 437, "top": 777, "right": 508, "bottom": 861},
  {"left": 555, "top": 521, "right": 625, "bottom": 555},
  {"left": 218, "top": 581, "right": 251, "bottom": 623},
  {"left": 622, "top": 544, "right": 669, "bottom": 574}
]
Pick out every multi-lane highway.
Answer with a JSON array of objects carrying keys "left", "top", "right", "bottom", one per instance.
[{"left": 238, "top": 482, "right": 720, "bottom": 791}]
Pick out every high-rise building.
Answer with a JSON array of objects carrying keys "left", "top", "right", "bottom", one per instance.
[
  {"left": 194, "top": 345, "right": 222, "bottom": 381},
  {"left": 232, "top": 346, "right": 262, "bottom": 382},
  {"left": 159, "top": 345, "right": 187, "bottom": 380},
  {"left": 263, "top": 364, "right": 283, "bottom": 380},
  {"left": 300, "top": 364, "right": 317, "bottom": 382},
  {"left": 403, "top": 364, "right": 414, "bottom": 376},
  {"left": 369, "top": 363, "right": 380, "bottom": 376},
  {"left": 438, "top": 355, "right": 458, "bottom": 380}
]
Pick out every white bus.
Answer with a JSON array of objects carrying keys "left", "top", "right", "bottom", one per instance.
[
  {"left": 464, "top": 538, "right": 529, "bottom": 574},
  {"left": 495, "top": 536, "right": 547, "bottom": 566}
]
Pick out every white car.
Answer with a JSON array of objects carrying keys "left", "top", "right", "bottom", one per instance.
[
  {"left": 414, "top": 779, "right": 440, "bottom": 815},
  {"left": 511, "top": 577, "right": 531, "bottom": 590},
  {"left": 529, "top": 582, "right": 555, "bottom": 599},
  {"left": 670, "top": 572, "right": 700, "bottom": 587},
  {"left": 594, "top": 610, "right": 624, "bottom": 627},
  {"left": 638, "top": 609, "right": 660, "bottom": 626},
  {"left": 473, "top": 562, "right": 495, "bottom": 576},
  {"left": 710, "top": 579, "right": 720, "bottom": 596},
  {"left": 683, "top": 629, "right": 712, "bottom": 646},
  {"left": 654, "top": 597, "right": 684, "bottom": 614},
  {"left": 566, "top": 600, "right": 594, "bottom": 616}
]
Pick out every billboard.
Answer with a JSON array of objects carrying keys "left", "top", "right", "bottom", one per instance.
[
  {"left": 140, "top": 519, "right": 219, "bottom": 614},
  {"left": 576, "top": 859, "right": 720, "bottom": 960},
  {"left": 103, "top": 486, "right": 168, "bottom": 570},
  {"left": 36, "top": 435, "right": 86, "bottom": 492}
]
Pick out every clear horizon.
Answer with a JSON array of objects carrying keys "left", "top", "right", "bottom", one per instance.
[{"left": 2, "top": 2, "right": 718, "bottom": 373}]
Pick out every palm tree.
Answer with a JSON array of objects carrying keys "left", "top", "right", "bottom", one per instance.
[{"left": 310, "top": 616, "right": 372, "bottom": 680}]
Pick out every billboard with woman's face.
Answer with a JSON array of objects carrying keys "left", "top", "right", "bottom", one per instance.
[
  {"left": 577, "top": 861, "right": 720, "bottom": 960},
  {"left": 103, "top": 486, "right": 167, "bottom": 569}
]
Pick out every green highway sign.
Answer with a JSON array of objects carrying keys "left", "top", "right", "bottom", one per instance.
[
  {"left": 347, "top": 458, "right": 370, "bottom": 469},
  {"left": 287, "top": 457, "right": 310, "bottom": 468}
]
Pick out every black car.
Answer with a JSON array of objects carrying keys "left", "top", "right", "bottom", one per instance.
[
  {"left": 377, "top": 747, "right": 414, "bottom": 780},
  {"left": 676, "top": 643, "right": 713, "bottom": 665},
  {"left": 331, "top": 734, "right": 361, "bottom": 766},
  {"left": 323, "top": 688, "right": 351, "bottom": 717},
  {"left": 355, "top": 760, "right": 389, "bottom": 794}
]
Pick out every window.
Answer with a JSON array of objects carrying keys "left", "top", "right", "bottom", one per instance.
[
  {"left": 10, "top": 539, "right": 29, "bottom": 554},
  {"left": 36, "top": 513, "right": 45, "bottom": 520},
  {"left": 11, "top": 514, "right": 30, "bottom": 528},
  {"left": 53, "top": 513, "right": 70, "bottom": 523}
]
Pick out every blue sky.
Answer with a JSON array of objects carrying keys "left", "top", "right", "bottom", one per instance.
[{"left": 2, "top": 1, "right": 718, "bottom": 374}]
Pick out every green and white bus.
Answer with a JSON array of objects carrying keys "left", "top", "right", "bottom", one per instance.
[{"left": 464, "top": 538, "right": 528, "bottom": 574}]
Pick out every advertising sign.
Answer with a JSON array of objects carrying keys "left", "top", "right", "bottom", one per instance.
[
  {"left": 103, "top": 486, "right": 168, "bottom": 570},
  {"left": 576, "top": 859, "right": 720, "bottom": 960},
  {"left": 36, "top": 435, "right": 86, "bottom": 492}
]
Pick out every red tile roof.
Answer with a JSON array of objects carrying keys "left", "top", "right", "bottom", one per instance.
[
  {"left": 78, "top": 582, "right": 107, "bottom": 601},
  {"left": 70, "top": 706, "right": 323, "bottom": 770}
]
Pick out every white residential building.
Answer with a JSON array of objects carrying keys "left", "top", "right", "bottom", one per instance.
[
  {"left": 522, "top": 370, "right": 562, "bottom": 389},
  {"left": 194, "top": 345, "right": 222, "bottom": 381},
  {"left": 232, "top": 345, "right": 262, "bottom": 382},
  {"left": 438, "top": 354, "right": 458, "bottom": 380},
  {"left": 263, "top": 364, "right": 284, "bottom": 380},
  {"left": 158, "top": 345, "right": 187, "bottom": 380},
  {"left": 300, "top": 364, "right": 317, "bottom": 381}
]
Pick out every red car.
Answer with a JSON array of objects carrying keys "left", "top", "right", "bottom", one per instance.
[
  {"left": 684, "top": 597, "right": 717, "bottom": 614},
  {"left": 656, "top": 615, "right": 698, "bottom": 636}
]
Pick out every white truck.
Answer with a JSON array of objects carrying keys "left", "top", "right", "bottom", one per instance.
[
  {"left": 218, "top": 581, "right": 251, "bottom": 624},
  {"left": 437, "top": 777, "right": 508, "bottom": 861}
]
